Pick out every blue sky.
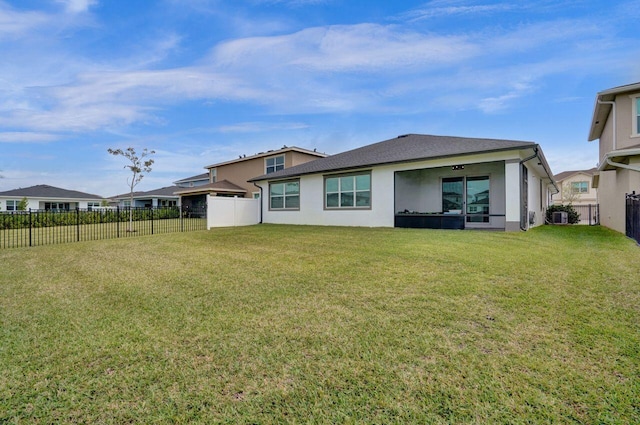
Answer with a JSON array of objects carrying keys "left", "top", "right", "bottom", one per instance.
[{"left": 1, "top": 0, "right": 639, "bottom": 197}]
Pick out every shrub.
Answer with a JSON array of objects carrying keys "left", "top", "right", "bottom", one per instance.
[{"left": 546, "top": 204, "right": 580, "bottom": 225}]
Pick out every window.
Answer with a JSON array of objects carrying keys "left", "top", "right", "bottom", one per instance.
[
  {"left": 269, "top": 180, "right": 299, "bottom": 210},
  {"left": 571, "top": 181, "right": 588, "bottom": 193},
  {"left": 266, "top": 155, "right": 285, "bottom": 174},
  {"left": 325, "top": 173, "right": 371, "bottom": 209},
  {"left": 210, "top": 168, "right": 217, "bottom": 183},
  {"left": 6, "top": 200, "right": 17, "bottom": 211},
  {"left": 88, "top": 202, "right": 100, "bottom": 211},
  {"left": 635, "top": 97, "right": 640, "bottom": 136},
  {"left": 45, "top": 202, "right": 70, "bottom": 211}
]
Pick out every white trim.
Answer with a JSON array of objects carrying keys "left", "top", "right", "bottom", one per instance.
[{"left": 631, "top": 94, "right": 640, "bottom": 137}]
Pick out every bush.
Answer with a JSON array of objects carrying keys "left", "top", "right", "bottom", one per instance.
[{"left": 546, "top": 204, "right": 580, "bottom": 225}]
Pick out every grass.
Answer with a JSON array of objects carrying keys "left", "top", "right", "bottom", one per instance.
[{"left": 0, "top": 224, "right": 638, "bottom": 424}]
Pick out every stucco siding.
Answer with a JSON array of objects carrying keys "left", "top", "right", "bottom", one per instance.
[{"left": 257, "top": 149, "right": 550, "bottom": 230}]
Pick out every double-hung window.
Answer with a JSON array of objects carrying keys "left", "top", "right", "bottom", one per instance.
[
  {"left": 325, "top": 173, "right": 371, "bottom": 209},
  {"left": 571, "top": 181, "right": 588, "bottom": 194},
  {"left": 6, "top": 200, "right": 17, "bottom": 211},
  {"left": 269, "top": 180, "right": 300, "bottom": 210},
  {"left": 266, "top": 155, "right": 285, "bottom": 174}
]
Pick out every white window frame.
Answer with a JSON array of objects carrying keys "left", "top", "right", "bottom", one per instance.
[
  {"left": 210, "top": 168, "right": 217, "bottom": 183},
  {"left": 571, "top": 181, "right": 588, "bottom": 194},
  {"left": 269, "top": 180, "right": 300, "bottom": 210},
  {"left": 633, "top": 95, "right": 640, "bottom": 137},
  {"left": 265, "top": 155, "right": 285, "bottom": 174},
  {"left": 87, "top": 202, "right": 100, "bottom": 211},
  {"left": 324, "top": 172, "right": 371, "bottom": 210},
  {"left": 6, "top": 200, "right": 17, "bottom": 211}
]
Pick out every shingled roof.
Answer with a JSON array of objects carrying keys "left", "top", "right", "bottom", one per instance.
[
  {"left": 249, "top": 134, "right": 537, "bottom": 182},
  {"left": 0, "top": 184, "right": 103, "bottom": 199},
  {"left": 173, "top": 180, "right": 247, "bottom": 196},
  {"left": 553, "top": 168, "right": 597, "bottom": 182},
  {"left": 112, "top": 186, "right": 180, "bottom": 199}
]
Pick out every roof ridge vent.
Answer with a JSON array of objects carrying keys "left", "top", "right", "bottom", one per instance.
[{"left": 397, "top": 134, "right": 410, "bottom": 138}]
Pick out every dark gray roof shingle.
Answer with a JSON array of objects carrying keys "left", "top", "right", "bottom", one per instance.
[
  {"left": 249, "top": 134, "right": 536, "bottom": 181},
  {"left": 0, "top": 184, "right": 103, "bottom": 199}
]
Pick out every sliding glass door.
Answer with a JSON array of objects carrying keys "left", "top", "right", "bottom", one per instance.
[
  {"left": 466, "top": 176, "right": 490, "bottom": 223},
  {"left": 442, "top": 176, "right": 490, "bottom": 223}
]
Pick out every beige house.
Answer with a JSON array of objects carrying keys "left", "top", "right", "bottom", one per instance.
[
  {"left": 551, "top": 168, "right": 598, "bottom": 205},
  {"left": 588, "top": 82, "right": 640, "bottom": 233},
  {"left": 175, "top": 146, "right": 327, "bottom": 209}
]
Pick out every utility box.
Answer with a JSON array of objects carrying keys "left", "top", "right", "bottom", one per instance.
[{"left": 552, "top": 211, "right": 568, "bottom": 224}]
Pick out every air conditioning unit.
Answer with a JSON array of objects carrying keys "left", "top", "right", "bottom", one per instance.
[{"left": 552, "top": 211, "right": 568, "bottom": 224}]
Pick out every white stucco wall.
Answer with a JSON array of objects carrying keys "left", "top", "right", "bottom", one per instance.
[{"left": 256, "top": 149, "right": 548, "bottom": 230}]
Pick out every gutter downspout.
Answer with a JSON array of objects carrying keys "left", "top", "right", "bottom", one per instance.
[
  {"left": 253, "top": 182, "right": 263, "bottom": 224},
  {"left": 518, "top": 146, "right": 557, "bottom": 230},
  {"left": 606, "top": 158, "right": 640, "bottom": 172},
  {"left": 597, "top": 99, "right": 616, "bottom": 151},
  {"left": 519, "top": 150, "right": 538, "bottom": 231}
]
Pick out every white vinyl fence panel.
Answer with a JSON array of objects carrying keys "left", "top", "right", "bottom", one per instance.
[{"left": 207, "top": 196, "right": 260, "bottom": 228}]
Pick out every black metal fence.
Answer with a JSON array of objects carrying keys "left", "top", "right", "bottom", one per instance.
[
  {"left": 626, "top": 193, "right": 640, "bottom": 244},
  {"left": 0, "top": 206, "right": 207, "bottom": 249},
  {"left": 572, "top": 204, "right": 600, "bottom": 226}
]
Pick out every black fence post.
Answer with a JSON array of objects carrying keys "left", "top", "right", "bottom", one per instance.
[
  {"left": 76, "top": 208, "right": 80, "bottom": 242},
  {"left": 29, "top": 209, "right": 32, "bottom": 247},
  {"left": 117, "top": 206, "right": 120, "bottom": 238},
  {"left": 151, "top": 207, "right": 154, "bottom": 235}
]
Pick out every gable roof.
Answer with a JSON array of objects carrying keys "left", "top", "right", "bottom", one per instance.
[
  {"left": 173, "top": 173, "right": 209, "bottom": 185},
  {"left": 0, "top": 184, "right": 103, "bottom": 200},
  {"left": 249, "top": 134, "right": 539, "bottom": 182},
  {"left": 554, "top": 168, "right": 597, "bottom": 182},
  {"left": 112, "top": 186, "right": 180, "bottom": 200},
  {"left": 205, "top": 146, "right": 326, "bottom": 169},
  {"left": 173, "top": 179, "right": 247, "bottom": 196},
  {"left": 589, "top": 81, "right": 640, "bottom": 141}
]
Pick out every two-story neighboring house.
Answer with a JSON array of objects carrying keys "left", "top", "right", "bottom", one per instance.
[
  {"left": 175, "top": 146, "right": 327, "bottom": 209},
  {"left": 551, "top": 168, "right": 598, "bottom": 206},
  {"left": 588, "top": 82, "right": 640, "bottom": 233}
]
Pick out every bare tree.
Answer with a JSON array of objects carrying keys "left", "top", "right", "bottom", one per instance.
[
  {"left": 108, "top": 147, "right": 155, "bottom": 231},
  {"left": 560, "top": 181, "right": 579, "bottom": 205}
]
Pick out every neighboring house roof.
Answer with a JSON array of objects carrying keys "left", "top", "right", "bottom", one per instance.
[
  {"left": 112, "top": 186, "right": 180, "bottom": 200},
  {"left": 249, "top": 134, "right": 549, "bottom": 182},
  {"left": 174, "top": 180, "right": 247, "bottom": 196},
  {"left": 589, "top": 81, "right": 640, "bottom": 141},
  {"left": 553, "top": 168, "right": 597, "bottom": 182},
  {"left": 173, "top": 173, "right": 209, "bottom": 185},
  {"left": 0, "top": 184, "right": 103, "bottom": 200},
  {"left": 205, "top": 146, "right": 326, "bottom": 169}
]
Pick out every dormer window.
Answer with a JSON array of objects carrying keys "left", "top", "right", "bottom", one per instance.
[{"left": 266, "top": 155, "right": 285, "bottom": 174}]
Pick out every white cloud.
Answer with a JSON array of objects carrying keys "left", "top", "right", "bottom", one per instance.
[
  {"left": 218, "top": 121, "right": 309, "bottom": 133},
  {"left": 0, "top": 3, "right": 49, "bottom": 38},
  {"left": 55, "top": 0, "right": 97, "bottom": 14},
  {"left": 401, "top": 3, "right": 514, "bottom": 22},
  {"left": 212, "top": 24, "right": 478, "bottom": 72},
  {"left": 0, "top": 132, "right": 60, "bottom": 143}
]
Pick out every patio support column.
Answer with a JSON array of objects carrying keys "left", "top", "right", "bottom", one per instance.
[{"left": 504, "top": 160, "right": 521, "bottom": 231}]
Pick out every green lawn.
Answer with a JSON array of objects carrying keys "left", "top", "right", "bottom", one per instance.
[{"left": 1, "top": 225, "right": 638, "bottom": 424}]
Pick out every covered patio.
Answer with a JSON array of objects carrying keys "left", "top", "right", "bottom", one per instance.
[{"left": 394, "top": 161, "right": 508, "bottom": 230}]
